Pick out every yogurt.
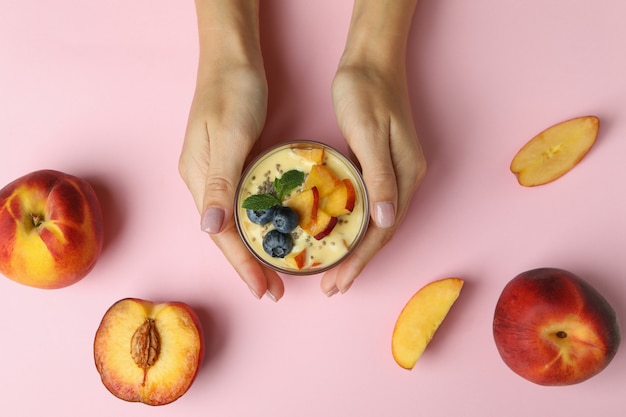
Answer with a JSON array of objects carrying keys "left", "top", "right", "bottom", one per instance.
[{"left": 235, "top": 141, "right": 369, "bottom": 275}]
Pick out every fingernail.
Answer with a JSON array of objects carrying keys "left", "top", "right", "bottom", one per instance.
[
  {"left": 340, "top": 281, "right": 353, "bottom": 294},
  {"left": 265, "top": 290, "right": 278, "bottom": 302},
  {"left": 201, "top": 207, "right": 225, "bottom": 234},
  {"left": 374, "top": 202, "right": 395, "bottom": 228},
  {"left": 249, "top": 286, "right": 262, "bottom": 300},
  {"left": 325, "top": 286, "right": 339, "bottom": 297}
]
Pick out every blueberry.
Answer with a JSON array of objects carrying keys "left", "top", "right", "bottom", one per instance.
[
  {"left": 262, "top": 230, "right": 294, "bottom": 258},
  {"left": 246, "top": 206, "right": 278, "bottom": 225},
  {"left": 272, "top": 206, "right": 299, "bottom": 233}
]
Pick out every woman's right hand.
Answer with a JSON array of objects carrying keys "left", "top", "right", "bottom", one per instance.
[{"left": 179, "top": 0, "right": 284, "bottom": 301}]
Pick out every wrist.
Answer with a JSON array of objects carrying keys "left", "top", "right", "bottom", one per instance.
[
  {"left": 195, "top": 0, "right": 264, "bottom": 73},
  {"left": 339, "top": 0, "right": 417, "bottom": 73}
]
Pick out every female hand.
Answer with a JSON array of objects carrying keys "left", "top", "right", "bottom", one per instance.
[
  {"left": 322, "top": 0, "right": 426, "bottom": 296},
  {"left": 179, "top": 0, "right": 284, "bottom": 301}
]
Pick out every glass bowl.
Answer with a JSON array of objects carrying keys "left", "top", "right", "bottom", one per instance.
[{"left": 234, "top": 140, "right": 369, "bottom": 275}]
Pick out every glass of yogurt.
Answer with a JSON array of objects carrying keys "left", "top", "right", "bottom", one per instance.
[{"left": 234, "top": 140, "right": 369, "bottom": 275}]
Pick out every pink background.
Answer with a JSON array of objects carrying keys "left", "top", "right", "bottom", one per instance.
[{"left": 1, "top": 1, "right": 625, "bottom": 416}]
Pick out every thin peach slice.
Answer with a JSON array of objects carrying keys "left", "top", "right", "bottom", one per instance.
[
  {"left": 511, "top": 116, "right": 599, "bottom": 186},
  {"left": 391, "top": 278, "right": 464, "bottom": 370}
]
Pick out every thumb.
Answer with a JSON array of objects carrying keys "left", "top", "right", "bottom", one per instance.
[
  {"left": 200, "top": 134, "right": 255, "bottom": 234},
  {"left": 348, "top": 135, "right": 398, "bottom": 229}
]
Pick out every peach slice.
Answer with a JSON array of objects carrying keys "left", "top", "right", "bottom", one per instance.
[
  {"left": 511, "top": 116, "right": 599, "bottom": 186},
  {"left": 285, "top": 186, "right": 319, "bottom": 232},
  {"left": 94, "top": 298, "right": 204, "bottom": 406},
  {"left": 303, "top": 165, "right": 342, "bottom": 197},
  {"left": 291, "top": 145, "right": 325, "bottom": 164},
  {"left": 320, "top": 178, "right": 356, "bottom": 216},
  {"left": 391, "top": 278, "right": 464, "bottom": 370},
  {"left": 285, "top": 247, "right": 307, "bottom": 269},
  {"left": 284, "top": 165, "right": 352, "bottom": 240},
  {"left": 310, "top": 209, "right": 338, "bottom": 240}
]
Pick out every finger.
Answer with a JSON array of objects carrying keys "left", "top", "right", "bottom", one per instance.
[
  {"left": 387, "top": 119, "right": 426, "bottom": 221},
  {"left": 264, "top": 269, "right": 286, "bottom": 302},
  {"left": 320, "top": 268, "right": 340, "bottom": 296},
  {"left": 320, "top": 223, "right": 393, "bottom": 295},
  {"left": 210, "top": 220, "right": 284, "bottom": 301},
  {"left": 345, "top": 125, "right": 399, "bottom": 230}
]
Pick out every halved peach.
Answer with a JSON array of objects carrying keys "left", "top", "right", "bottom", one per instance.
[
  {"left": 511, "top": 116, "right": 599, "bottom": 186},
  {"left": 94, "top": 298, "right": 204, "bottom": 406},
  {"left": 320, "top": 178, "right": 356, "bottom": 216}
]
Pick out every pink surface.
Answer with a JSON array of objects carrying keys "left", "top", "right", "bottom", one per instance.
[{"left": 1, "top": 1, "right": 625, "bottom": 416}]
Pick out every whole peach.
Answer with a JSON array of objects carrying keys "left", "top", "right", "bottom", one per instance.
[{"left": 0, "top": 169, "right": 104, "bottom": 289}]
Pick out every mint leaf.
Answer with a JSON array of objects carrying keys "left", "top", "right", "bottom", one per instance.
[
  {"left": 242, "top": 169, "right": 304, "bottom": 211},
  {"left": 274, "top": 169, "right": 305, "bottom": 200},
  {"left": 242, "top": 194, "right": 281, "bottom": 211}
]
